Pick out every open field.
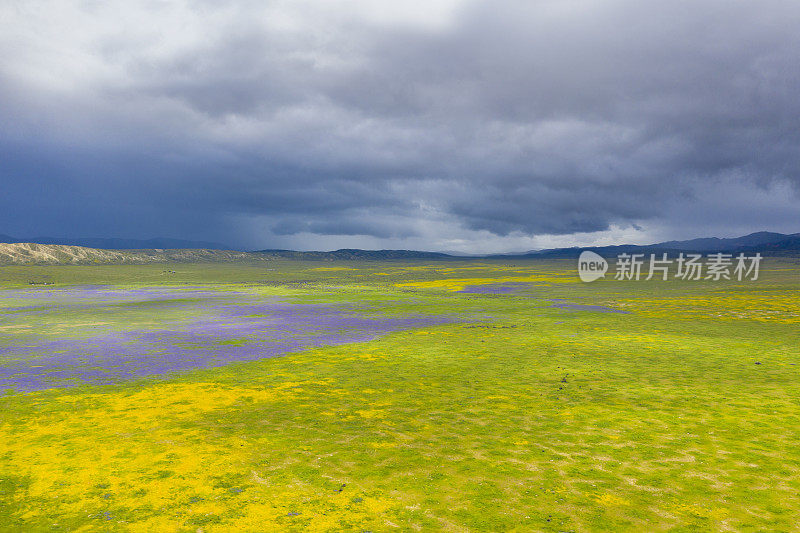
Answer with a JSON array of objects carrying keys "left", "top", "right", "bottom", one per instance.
[{"left": 1, "top": 259, "right": 799, "bottom": 532}]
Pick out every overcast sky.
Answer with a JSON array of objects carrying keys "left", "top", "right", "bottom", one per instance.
[{"left": 1, "top": 0, "right": 798, "bottom": 252}]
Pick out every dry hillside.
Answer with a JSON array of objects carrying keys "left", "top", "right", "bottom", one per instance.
[{"left": 0, "top": 243, "right": 262, "bottom": 265}]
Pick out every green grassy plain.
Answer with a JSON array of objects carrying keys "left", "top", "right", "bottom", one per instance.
[{"left": 1, "top": 259, "right": 799, "bottom": 531}]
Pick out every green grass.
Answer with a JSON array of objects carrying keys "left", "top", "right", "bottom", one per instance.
[{"left": 0, "top": 259, "right": 798, "bottom": 531}]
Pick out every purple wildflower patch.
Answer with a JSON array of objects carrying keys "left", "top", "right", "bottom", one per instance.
[
  {"left": 459, "top": 283, "right": 530, "bottom": 294},
  {"left": 0, "top": 287, "right": 450, "bottom": 392}
]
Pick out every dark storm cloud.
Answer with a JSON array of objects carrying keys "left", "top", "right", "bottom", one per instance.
[{"left": 1, "top": 0, "right": 798, "bottom": 250}]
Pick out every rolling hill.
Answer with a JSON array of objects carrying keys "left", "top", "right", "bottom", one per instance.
[
  {"left": 0, "top": 243, "right": 257, "bottom": 265},
  {"left": 0, "top": 235, "right": 233, "bottom": 250}
]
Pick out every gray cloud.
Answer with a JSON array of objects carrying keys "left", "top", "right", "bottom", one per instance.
[{"left": 0, "top": 0, "right": 798, "bottom": 251}]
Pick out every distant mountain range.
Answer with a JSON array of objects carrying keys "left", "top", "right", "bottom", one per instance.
[
  {"left": 251, "top": 249, "right": 452, "bottom": 260},
  {"left": 0, "top": 231, "right": 798, "bottom": 265},
  {"left": 0, "top": 235, "right": 233, "bottom": 250},
  {"left": 652, "top": 231, "right": 789, "bottom": 251},
  {"left": 493, "top": 231, "right": 800, "bottom": 258}
]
